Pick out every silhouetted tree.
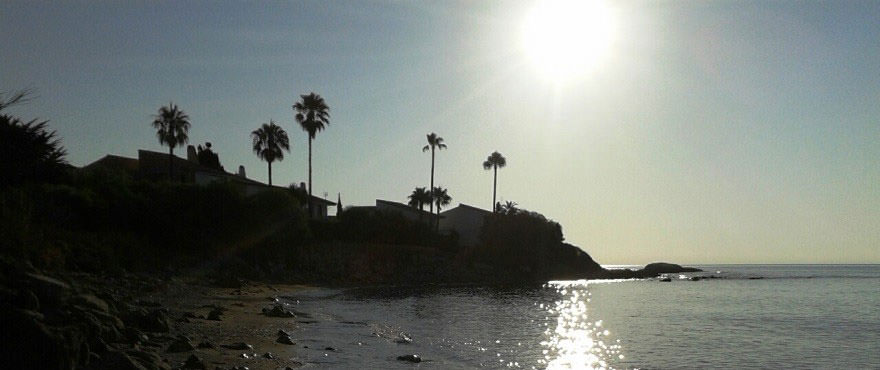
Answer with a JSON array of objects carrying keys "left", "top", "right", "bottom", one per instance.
[
  {"left": 407, "top": 187, "right": 432, "bottom": 211},
  {"left": 251, "top": 120, "right": 290, "bottom": 186},
  {"left": 197, "top": 142, "right": 222, "bottom": 170},
  {"left": 432, "top": 186, "right": 451, "bottom": 229},
  {"left": 483, "top": 151, "right": 506, "bottom": 213},
  {"left": 293, "top": 93, "right": 330, "bottom": 217},
  {"left": 151, "top": 102, "right": 191, "bottom": 180},
  {"left": 498, "top": 200, "right": 518, "bottom": 215},
  {"left": 422, "top": 133, "right": 446, "bottom": 215},
  {"left": 0, "top": 90, "right": 67, "bottom": 187}
]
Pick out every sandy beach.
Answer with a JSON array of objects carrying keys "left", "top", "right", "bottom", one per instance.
[{"left": 131, "top": 277, "right": 316, "bottom": 370}]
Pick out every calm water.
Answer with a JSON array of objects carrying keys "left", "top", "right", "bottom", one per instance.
[{"left": 280, "top": 265, "right": 880, "bottom": 369}]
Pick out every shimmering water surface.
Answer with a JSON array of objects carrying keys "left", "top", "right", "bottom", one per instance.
[{"left": 281, "top": 265, "right": 880, "bottom": 369}]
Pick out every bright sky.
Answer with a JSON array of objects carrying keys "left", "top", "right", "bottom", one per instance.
[{"left": 2, "top": 1, "right": 878, "bottom": 264}]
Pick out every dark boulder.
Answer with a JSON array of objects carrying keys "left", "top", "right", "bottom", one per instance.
[
  {"left": 122, "top": 307, "right": 171, "bottom": 333},
  {"left": 182, "top": 354, "right": 206, "bottom": 369},
  {"left": 276, "top": 334, "right": 295, "bottom": 345},
  {"left": 166, "top": 336, "right": 195, "bottom": 353},
  {"left": 0, "top": 308, "right": 86, "bottom": 370},
  {"left": 95, "top": 350, "right": 148, "bottom": 370},
  {"left": 21, "top": 272, "right": 71, "bottom": 307},
  {"left": 397, "top": 354, "right": 421, "bottom": 363},
  {"left": 262, "top": 304, "right": 294, "bottom": 318}
]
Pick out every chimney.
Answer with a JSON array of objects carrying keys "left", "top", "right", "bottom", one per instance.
[
  {"left": 186, "top": 145, "right": 197, "bottom": 162},
  {"left": 238, "top": 165, "right": 246, "bottom": 177}
]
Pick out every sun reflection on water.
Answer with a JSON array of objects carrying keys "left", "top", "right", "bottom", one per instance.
[{"left": 539, "top": 280, "right": 624, "bottom": 369}]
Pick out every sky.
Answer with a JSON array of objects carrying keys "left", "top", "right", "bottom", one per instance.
[{"left": 2, "top": 0, "right": 878, "bottom": 264}]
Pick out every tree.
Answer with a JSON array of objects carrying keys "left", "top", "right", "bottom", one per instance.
[
  {"left": 432, "top": 186, "right": 452, "bottom": 229},
  {"left": 0, "top": 90, "right": 67, "bottom": 187},
  {"left": 251, "top": 120, "right": 290, "bottom": 186},
  {"left": 498, "top": 200, "right": 518, "bottom": 215},
  {"left": 482, "top": 151, "right": 507, "bottom": 213},
  {"left": 151, "top": 102, "right": 191, "bottom": 181},
  {"left": 407, "top": 187, "right": 432, "bottom": 211},
  {"left": 293, "top": 92, "right": 330, "bottom": 217},
  {"left": 422, "top": 133, "right": 446, "bottom": 215}
]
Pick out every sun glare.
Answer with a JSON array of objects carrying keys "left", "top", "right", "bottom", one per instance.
[{"left": 522, "top": 0, "right": 617, "bottom": 82}]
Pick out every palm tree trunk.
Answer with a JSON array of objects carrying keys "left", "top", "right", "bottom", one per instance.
[
  {"left": 429, "top": 148, "right": 435, "bottom": 215},
  {"left": 308, "top": 137, "right": 313, "bottom": 218},
  {"left": 268, "top": 161, "right": 272, "bottom": 186},
  {"left": 493, "top": 165, "right": 497, "bottom": 213},
  {"left": 168, "top": 147, "right": 174, "bottom": 181}
]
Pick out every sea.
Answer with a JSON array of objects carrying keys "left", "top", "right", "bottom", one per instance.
[{"left": 278, "top": 265, "right": 880, "bottom": 369}]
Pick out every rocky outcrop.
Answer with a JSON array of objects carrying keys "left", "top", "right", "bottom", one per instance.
[{"left": 0, "top": 263, "right": 171, "bottom": 370}]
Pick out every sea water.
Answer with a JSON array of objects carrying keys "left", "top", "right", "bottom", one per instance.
[{"left": 279, "top": 265, "right": 880, "bottom": 369}]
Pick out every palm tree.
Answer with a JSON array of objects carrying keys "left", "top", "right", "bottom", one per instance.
[
  {"left": 499, "top": 200, "right": 518, "bottom": 215},
  {"left": 482, "top": 151, "right": 507, "bottom": 213},
  {"left": 251, "top": 120, "right": 290, "bottom": 186},
  {"left": 293, "top": 92, "right": 330, "bottom": 217},
  {"left": 432, "top": 186, "right": 452, "bottom": 229},
  {"left": 422, "top": 133, "right": 446, "bottom": 215},
  {"left": 407, "top": 187, "right": 431, "bottom": 211},
  {"left": 151, "top": 102, "right": 191, "bottom": 180}
]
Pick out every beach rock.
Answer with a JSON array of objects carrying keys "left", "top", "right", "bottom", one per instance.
[
  {"left": 126, "top": 349, "right": 171, "bottom": 370},
  {"left": 182, "top": 354, "right": 206, "bottom": 369},
  {"left": 122, "top": 307, "right": 171, "bottom": 333},
  {"left": 220, "top": 342, "right": 253, "bottom": 350},
  {"left": 262, "top": 304, "right": 294, "bottom": 318},
  {"left": 395, "top": 333, "right": 413, "bottom": 344},
  {"left": 0, "top": 308, "right": 86, "bottom": 370},
  {"left": 276, "top": 334, "right": 295, "bottom": 345},
  {"left": 324, "top": 346, "right": 335, "bottom": 351},
  {"left": 22, "top": 272, "right": 71, "bottom": 306},
  {"left": 261, "top": 352, "right": 275, "bottom": 359},
  {"left": 659, "top": 277, "right": 672, "bottom": 282},
  {"left": 197, "top": 341, "right": 215, "bottom": 349},
  {"left": 71, "top": 293, "right": 110, "bottom": 313},
  {"left": 167, "top": 336, "right": 195, "bottom": 352},
  {"left": 397, "top": 354, "right": 422, "bottom": 363},
  {"left": 68, "top": 305, "right": 124, "bottom": 342},
  {"left": 97, "top": 350, "right": 149, "bottom": 370},
  {"left": 207, "top": 307, "right": 224, "bottom": 321},
  {"left": 689, "top": 276, "right": 703, "bottom": 281}
]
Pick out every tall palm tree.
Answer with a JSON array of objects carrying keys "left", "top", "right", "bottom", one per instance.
[
  {"left": 432, "top": 186, "right": 452, "bottom": 229},
  {"left": 293, "top": 92, "right": 330, "bottom": 217},
  {"left": 407, "top": 187, "right": 431, "bottom": 211},
  {"left": 251, "top": 120, "right": 290, "bottom": 186},
  {"left": 482, "top": 151, "right": 507, "bottom": 213},
  {"left": 151, "top": 102, "right": 190, "bottom": 180},
  {"left": 422, "top": 133, "right": 446, "bottom": 215}
]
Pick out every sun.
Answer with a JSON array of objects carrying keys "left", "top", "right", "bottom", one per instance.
[{"left": 521, "top": 0, "right": 617, "bottom": 82}]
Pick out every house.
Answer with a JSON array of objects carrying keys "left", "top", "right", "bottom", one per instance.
[
  {"left": 376, "top": 199, "right": 435, "bottom": 222},
  {"left": 82, "top": 147, "right": 335, "bottom": 218},
  {"left": 438, "top": 203, "right": 492, "bottom": 247},
  {"left": 345, "top": 199, "right": 437, "bottom": 222}
]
